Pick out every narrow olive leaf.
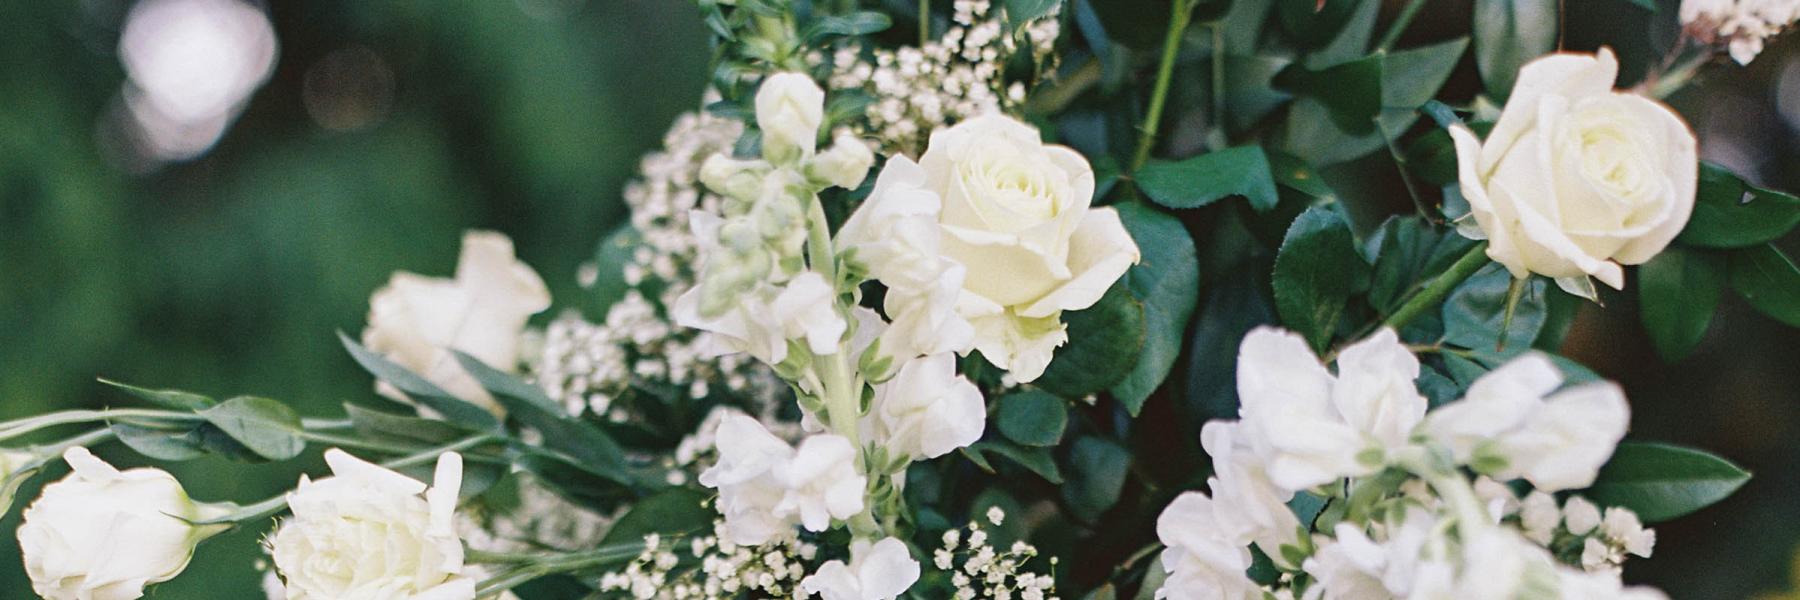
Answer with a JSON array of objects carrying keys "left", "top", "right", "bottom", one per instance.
[
  {"left": 97, "top": 378, "right": 215, "bottom": 411},
  {"left": 1586, "top": 442, "right": 1750, "bottom": 522},
  {"left": 1729, "top": 243, "right": 1800, "bottom": 327},
  {"left": 1272, "top": 55, "right": 1383, "bottom": 134},
  {"left": 452, "top": 351, "right": 633, "bottom": 485},
  {"left": 1678, "top": 163, "right": 1800, "bottom": 249},
  {"left": 1472, "top": 0, "right": 1557, "bottom": 99},
  {"left": 996, "top": 390, "right": 1068, "bottom": 447},
  {"left": 1272, "top": 206, "right": 1369, "bottom": 352},
  {"left": 337, "top": 331, "right": 503, "bottom": 434},
  {"left": 1109, "top": 202, "right": 1201, "bottom": 414},
  {"left": 1136, "top": 146, "right": 1279, "bottom": 211},
  {"left": 1638, "top": 246, "right": 1726, "bottom": 362},
  {"left": 599, "top": 487, "right": 713, "bottom": 546},
  {"left": 1062, "top": 436, "right": 1132, "bottom": 522},
  {"left": 343, "top": 403, "right": 466, "bottom": 446},
  {"left": 1035, "top": 281, "right": 1147, "bottom": 399},
  {"left": 199, "top": 396, "right": 306, "bottom": 461},
  {"left": 111, "top": 423, "right": 208, "bottom": 461}
]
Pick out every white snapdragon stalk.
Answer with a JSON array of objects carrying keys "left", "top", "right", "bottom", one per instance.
[
  {"left": 363, "top": 231, "right": 551, "bottom": 413},
  {"left": 1422, "top": 353, "right": 1630, "bottom": 492},
  {"left": 798, "top": 537, "right": 921, "bottom": 600},
  {"left": 698, "top": 414, "right": 802, "bottom": 546},
  {"left": 757, "top": 72, "right": 827, "bottom": 164},
  {"left": 1153, "top": 492, "right": 1260, "bottom": 599},
  {"left": 269, "top": 449, "right": 474, "bottom": 600},
  {"left": 775, "top": 434, "right": 868, "bottom": 532},
  {"left": 1449, "top": 48, "right": 1697, "bottom": 298},
  {"left": 19, "top": 447, "right": 230, "bottom": 600},
  {"left": 872, "top": 352, "right": 985, "bottom": 459},
  {"left": 835, "top": 156, "right": 975, "bottom": 362}
]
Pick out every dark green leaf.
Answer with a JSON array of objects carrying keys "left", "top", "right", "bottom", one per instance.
[
  {"left": 806, "top": 12, "right": 892, "bottom": 40},
  {"left": 1678, "top": 163, "right": 1800, "bottom": 249},
  {"left": 97, "top": 378, "right": 214, "bottom": 411},
  {"left": 1638, "top": 246, "right": 1725, "bottom": 362},
  {"left": 1276, "top": 0, "right": 1369, "bottom": 56},
  {"left": 1036, "top": 281, "right": 1147, "bottom": 398},
  {"left": 599, "top": 488, "right": 713, "bottom": 545},
  {"left": 997, "top": 390, "right": 1068, "bottom": 446},
  {"left": 1282, "top": 38, "right": 1469, "bottom": 166},
  {"left": 1109, "top": 202, "right": 1202, "bottom": 413},
  {"left": 589, "top": 225, "right": 642, "bottom": 314},
  {"left": 1184, "top": 263, "right": 1277, "bottom": 424},
  {"left": 345, "top": 403, "right": 468, "bottom": 446},
  {"left": 1729, "top": 243, "right": 1800, "bottom": 327},
  {"left": 1272, "top": 55, "right": 1382, "bottom": 134},
  {"left": 1586, "top": 442, "right": 1750, "bottom": 522},
  {"left": 1365, "top": 216, "right": 1480, "bottom": 317},
  {"left": 1473, "top": 0, "right": 1557, "bottom": 99},
  {"left": 1621, "top": 0, "right": 1657, "bottom": 10},
  {"left": 1136, "top": 146, "right": 1279, "bottom": 211},
  {"left": 1222, "top": 54, "right": 1295, "bottom": 135},
  {"left": 111, "top": 423, "right": 208, "bottom": 461},
  {"left": 1004, "top": 0, "right": 1063, "bottom": 27},
  {"left": 1267, "top": 151, "right": 1335, "bottom": 201},
  {"left": 338, "top": 332, "right": 503, "bottom": 433},
  {"left": 1272, "top": 206, "right": 1368, "bottom": 352},
  {"left": 199, "top": 396, "right": 305, "bottom": 461},
  {"left": 1062, "top": 436, "right": 1132, "bottom": 521},
  {"left": 453, "top": 352, "right": 633, "bottom": 485},
  {"left": 1440, "top": 265, "right": 1546, "bottom": 356},
  {"left": 963, "top": 440, "right": 1064, "bottom": 483}
]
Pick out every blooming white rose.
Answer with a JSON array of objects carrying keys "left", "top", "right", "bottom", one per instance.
[
  {"left": 919, "top": 113, "right": 1140, "bottom": 382},
  {"left": 810, "top": 134, "right": 876, "bottom": 189},
  {"left": 270, "top": 449, "right": 474, "bottom": 600},
  {"left": 835, "top": 156, "right": 975, "bottom": 361},
  {"left": 1450, "top": 48, "right": 1697, "bottom": 296},
  {"left": 19, "top": 447, "right": 229, "bottom": 600},
  {"left": 363, "top": 231, "right": 550, "bottom": 413},
  {"left": 798, "top": 537, "right": 921, "bottom": 600},
  {"left": 698, "top": 414, "right": 801, "bottom": 545},
  {"left": 873, "top": 353, "right": 986, "bottom": 459},
  {"left": 1153, "top": 492, "right": 1259, "bottom": 600},
  {"left": 775, "top": 434, "right": 868, "bottom": 532},
  {"left": 757, "top": 72, "right": 826, "bottom": 164}
]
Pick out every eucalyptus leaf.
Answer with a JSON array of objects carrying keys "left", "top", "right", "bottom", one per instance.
[
  {"left": 997, "top": 390, "right": 1068, "bottom": 447},
  {"left": 199, "top": 396, "right": 306, "bottom": 461},
  {"left": 1677, "top": 163, "right": 1800, "bottom": 249},
  {"left": 804, "top": 12, "right": 893, "bottom": 42},
  {"left": 1638, "top": 246, "right": 1725, "bottom": 362},
  {"left": 1136, "top": 146, "right": 1278, "bottom": 211},
  {"left": 111, "top": 423, "right": 208, "bottom": 461},
  {"left": 1728, "top": 243, "right": 1800, "bottom": 327},
  {"left": 1272, "top": 206, "right": 1368, "bottom": 352},
  {"left": 97, "top": 378, "right": 215, "bottom": 411},
  {"left": 1586, "top": 442, "right": 1750, "bottom": 522},
  {"left": 344, "top": 402, "right": 467, "bottom": 446},
  {"left": 453, "top": 351, "right": 632, "bottom": 485},
  {"left": 1109, "top": 201, "right": 1202, "bottom": 413},
  {"left": 338, "top": 332, "right": 503, "bottom": 434}
]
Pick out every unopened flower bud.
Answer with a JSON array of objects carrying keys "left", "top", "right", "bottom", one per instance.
[{"left": 808, "top": 134, "right": 874, "bottom": 189}]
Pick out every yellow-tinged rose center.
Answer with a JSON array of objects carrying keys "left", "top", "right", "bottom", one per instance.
[{"left": 959, "top": 139, "right": 1061, "bottom": 224}]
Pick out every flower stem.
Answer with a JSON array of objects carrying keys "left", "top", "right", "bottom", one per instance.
[
  {"left": 1129, "top": 0, "right": 1193, "bottom": 174},
  {"left": 1375, "top": 0, "right": 1429, "bottom": 53},
  {"left": 1380, "top": 241, "right": 1491, "bottom": 332},
  {"left": 918, "top": 0, "right": 931, "bottom": 48},
  {"left": 473, "top": 542, "right": 648, "bottom": 598},
  {"left": 0, "top": 408, "right": 201, "bottom": 444}
]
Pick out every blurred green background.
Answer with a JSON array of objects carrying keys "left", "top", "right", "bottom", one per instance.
[{"left": 0, "top": 0, "right": 1796, "bottom": 598}]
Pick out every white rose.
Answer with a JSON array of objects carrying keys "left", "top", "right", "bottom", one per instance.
[
  {"left": 798, "top": 537, "right": 921, "bottom": 600},
  {"left": 775, "top": 434, "right": 867, "bottom": 532},
  {"left": 19, "top": 447, "right": 229, "bottom": 600},
  {"left": 698, "top": 414, "right": 801, "bottom": 545},
  {"left": 756, "top": 72, "right": 826, "bottom": 164},
  {"left": 1450, "top": 48, "right": 1697, "bottom": 296},
  {"left": 810, "top": 134, "right": 875, "bottom": 190},
  {"left": 873, "top": 353, "right": 986, "bottom": 459},
  {"left": 362, "top": 231, "right": 550, "bottom": 413},
  {"left": 919, "top": 113, "right": 1139, "bottom": 382},
  {"left": 835, "top": 156, "right": 975, "bottom": 361},
  {"left": 270, "top": 449, "right": 474, "bottom": 600}
]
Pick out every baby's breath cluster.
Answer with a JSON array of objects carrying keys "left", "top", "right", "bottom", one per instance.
[
  {"left": 934, "top": 508, "right": 1060, "bottom": 600},
  {"left": 828, "top": 0, "right": 1059, "bottom": 155},
  {"left": 533, "top": 110, "right": 777, "bottom": 418},
  {"left": 1681, "top": 0, "right": 1800, "bottom": 64},
  {"left": 598, "top": 522, "right": 820, "bottom": 599}
]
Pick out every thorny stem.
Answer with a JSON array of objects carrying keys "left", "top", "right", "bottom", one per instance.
[{"left": 1130, "top": 0, "right": 1194, "bottom": 174}]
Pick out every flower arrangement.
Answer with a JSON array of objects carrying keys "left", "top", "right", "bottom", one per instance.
[{"left": 4, "top": 0, "right": 1796, "bottom": 598}]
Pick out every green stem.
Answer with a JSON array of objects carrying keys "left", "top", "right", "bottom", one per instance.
[
  {"left": 1209, "top": 22, "right": 1226, "bottom": 145},
  {"left": 1025, "top": 58, "right": 1102, "bottom": 116},
  {"left": 1375, "top": 0, "right": 1429, "bottom": 52},
  {"left": 1129, "top": 0, "right": 1193, "bottom": 174},
  {"left": 474, "top": 542, "right": 648, "bottom": 598},
  {"left": 1650, "top": 47, "right": 1709, "bottom": 100},
  {"left": 0, "top": 408, "right": 201, "bottom": 443},
  {"left": 1381, "top": 241, "right": 1491, "bottom": 332},
  {"left": 918, "top": 0, "right": 930, "bottom": 47}
]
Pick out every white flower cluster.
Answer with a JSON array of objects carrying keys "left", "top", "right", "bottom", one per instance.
[
  {"left": 1154, "top": 327, "right": 1661, "bottom": 599},
  {"left": 828, "top": 0, "right": 1060, "bottom": 155},
  {"left": 597, "top": 522, "right": 820, "bottom": 599},
  {"left": 532, "top": 109, "right": 779, "bottom": 418},
  {"left": 933, "top": 509, "right": 1060, "bottom": 600},
  {"left": 1682, "top": 0, "right": 1800, "bottom": 64}
]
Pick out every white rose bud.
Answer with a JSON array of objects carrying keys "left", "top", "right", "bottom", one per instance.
[
  {"left": 798, "top": 537, "right": 921, "bottom": 600},
  {"left": 1450, "top": 48, "right": 1697, "bottom": 296},
  {"left": 755, "top": 72, "right": 826, "bottom": 165},
  {"left": 270, "top": 449, "right": 474, "bottom": 600},
  {"left": 362, "top": 231, "right": 551, "bottom": 414},
  {"left": 919, "top": 114, "right": 1140, "bottom": 381},
  {"left": 873, "top": 353, "right": 986, "bottom": 459},
  {"left": 809, "top": 134, "right": 875, "bottom": 190},
  {"left": 19, "top": 447, "right": 230, "bottom": 600}
]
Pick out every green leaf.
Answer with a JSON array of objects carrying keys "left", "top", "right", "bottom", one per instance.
[
  {"left": 338, "top": 332, "right": 503, "bottom": 434},
  {"left": 599, "top": 487, "right": 713, "bottom": 545},
  {"left": 962, "top": 440, "right": 1064, "bottom": 483},
  {"left": 589, "top": 224, "right": 642, "bottom": 314},
  {"left": 1638, "top": 246, "right": 1726, "bottom": 362},
  {"left": 1136, "top": 146, "right": 1279, "bottom": 211},
  {"left": 997, "top": 390, "right": 1068, "bottom": 447},
  {"left": 1365, "top": 216, "right": 1480, "bottom": 317},
  {"left": 1282, "top": 37, "right": 1469, "bottom": 166},
  {"left": 1473, "top": 0, "right": 1557, "bottom": 99},
  {"left": 1267, "top": 151, "right": 1335, "bottom": 201},
  {"left": 804, "top": 11, "right": 893, "bottom": 42},
  {"left": 1109, "top": 202, "right": 1201, "bottom": 413},
  {"left": 453, "top": 352, "right": 633, "bottom": 485},
  {"left": 1036, "top": 281, "right": 1148, "bottom": 399},
  {"left": 1678, "top": 163, "right": 1800, "bottom": 249},
  {"left": 199, "top": 396, "right": 305, "bottom": 461},
  {"left": 1222, "top": 54, "right": 1295, "bottom": 135},
  {"left": 1184, "top": 263, "right": 1278, "bottom": 424},
  {"left": 1004, "top": 0, "right": 1063, "bottom": 26},
  {"left": 1440, "top": 265, "right": 1546, "bottom": 356},
  {"left": 97, "top": 378, "right": 215, "bottom": 411},
  {"left": 1272, "top": 55, "right": 1383, "bottom": 134},
  {"left": 1277, "top": 0, "right": 1371, "bottom": 57},
  {"left": 1729, "top": 243, "right": 1800, "bottom": 327},
  {"left": 1586, "top": 442, "right": 1750, "bottom": 522},
  {"left": 111, "top": 423, "right": 208, "bottom": 461},
  {"left": 1272, "top": 206, "right": 1368, "bottom": 352},
  {"left": 1062, "top": 436, "right": 1132, "bottom": 522},
  {"left": 344, "top": 403, "right": 467, "bottom": 446}
]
